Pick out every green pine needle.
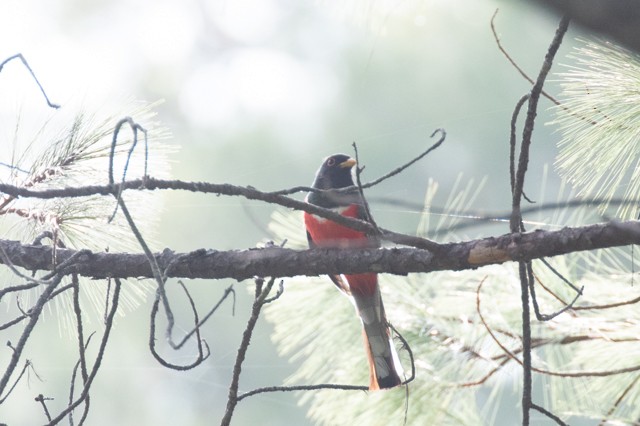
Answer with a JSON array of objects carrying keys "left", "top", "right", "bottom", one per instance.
[{"left": 553, "top": 38, "right": 640, "bottom": 219}]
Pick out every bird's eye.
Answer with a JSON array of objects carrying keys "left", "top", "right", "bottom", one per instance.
[{"left": 326, "top": 158, "right": 336, "bottom": 167}]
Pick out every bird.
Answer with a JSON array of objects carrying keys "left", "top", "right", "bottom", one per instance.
[{"left": 303, "top": 153, "right": 403, "bottom": 390}]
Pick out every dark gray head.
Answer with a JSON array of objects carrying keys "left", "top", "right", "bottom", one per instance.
[
  {"left": 307, "top": 154, "right": 360, "bottom": 208},
  {"left": 311, "top": 154, "right": 356, "bottom": 190}
]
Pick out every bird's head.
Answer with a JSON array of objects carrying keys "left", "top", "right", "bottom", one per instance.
[{"left": 311, "top": 154, "right": 357, "bottom": 190}]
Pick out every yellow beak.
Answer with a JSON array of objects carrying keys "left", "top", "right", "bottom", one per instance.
[{"left": 339, "top": 158, "right": 356, "bottom": 168}]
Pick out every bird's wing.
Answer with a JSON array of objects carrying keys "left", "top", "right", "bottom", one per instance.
[{"left": 306, "top": 229, "right": 351, "bottom": 295}]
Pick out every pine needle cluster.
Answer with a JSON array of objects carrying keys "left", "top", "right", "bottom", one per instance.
[
  {"left": 553, "top": 38, "right": 640, "bottom": 220},
  {"left": 0, "top": 101, "right": 174, "bottom": 330}
]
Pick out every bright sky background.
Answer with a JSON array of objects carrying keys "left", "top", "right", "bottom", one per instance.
[{"left": 2, "top": 0, "right": 342, "bottom": 130}]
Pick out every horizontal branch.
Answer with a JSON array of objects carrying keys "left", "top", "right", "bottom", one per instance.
[
  {"left": 0, "top": 177, "right": 439, "bottom": 250},
  {"left": 1, "top": 220, "right": 638, "bottom": 281}
]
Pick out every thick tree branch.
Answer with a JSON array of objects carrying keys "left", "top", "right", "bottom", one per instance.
[{"left": 0, "top": 220, "right": 637, "bottom": 281}]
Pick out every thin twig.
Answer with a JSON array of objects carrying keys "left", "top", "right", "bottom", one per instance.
[
  {"left": 0, "top": 282, "right": 74, "bottom": 331},
  {"left": 0, "top": 162, "right": 28, "bottom": 174},
  {"left": 538, "top": 258, "right": 581, "bottom": 293},
  {"left": 518, "top": 262, "right": 532, "bottom": 426},
  {"left": 32, "top": 231, "right": 66, "bottom": 248},
  {"left": 148, "top": 288, "right": 211, "bottom": 371},
  {"left": 510, "top": 94, "right": 530, "bottom": 195},
  {"left": 146, "top": 252, "right": 226, "bottom": 368},
  {"left": 478, "top": 280, "right": 640, "bottom": 379},
  {"left": 574, "top": 294, "right": 640, "bottom": 311},
  {"left": 361, "top": 128, "right": 446, "bottom": 189},
  {"left": 0, "top": 282, "right": 39, "bottom": 303},
  {"left": 388, "top": 322, "right": 413, "bottom": 426},
  {"left": 526, "top": 262, "right": 582, "bottom": 321},
  {"left": 35, "top": 394, "right": 53, "bottom": 422},
  {"left": 0, "top": 274, "right": 63, "bottom": 399},
  {"left": 457, "top": 361, "right": 510, "bottom": 388},
  {"left": 107, "top": 117, "right": 148, "bottom": 222},
  {"left": 511, "top": 16, "right": 570, "bottom": 232},
  {"left": 175, "top": 281, "right": 209, "bottom": 358},
  {"left": 531, "top": 403, "right": 569, "bottom": 426},
  {"left": 0, "top": 360, "right": 34, "bottom": 404},
  {"left": 508, "top": 15, "right": 570, "bottom": 425},
  {"left": 45, "top": 278, "right": 122, "bottom": 425},
  {"left": 269, "top": 128, "right": 446, "bottom": 197},
  {"left": 221, "top": 277, "right": 278, "bottom": 426},
  {"left": 171, "top": 282, "right": 235, "bottom": 349},
  {"left": 0, "top": 54, "right": 60, "bottom": 109},
  {"left": 388, "top": 322, "right": 415, "bottom": 385},
  {"left": 70, "top": 273, "right": 90, "bottom": 425},
  {"left": 598, "top": 374, "right": 640, "bottom": 426},
  {"left": 491, "top": 10, "right": 560, "bottom": 106},
  {"left": 491, "top": 10, "right": 600, "bottom": 127},
  {"left": 0, "top": 178, "right": 443, "bottom": 252},
  {"left": 372, "top": 195, "right": 640, "bottom": 236},
  {"left": 351, "top": 142, "right": 380, "bottom": 233},
  {"left": 68, "top": 333, "right": 95, "bottom": 426},
  {"left": 262, "top": 280, "right": 284, "bottom": 304},
  {"left": 237, "top": 383, "right": 368, "bottom": 401},
  {"left": 0, "top": 314, "right": 28, "bottom": 331},
  {"left": 114, "top": 194, "right": 179, "bottom": 353}
]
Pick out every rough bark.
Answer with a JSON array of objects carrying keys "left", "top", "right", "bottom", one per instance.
[{"left": 2, "top": 219, "right": 637, "bottom": 281}]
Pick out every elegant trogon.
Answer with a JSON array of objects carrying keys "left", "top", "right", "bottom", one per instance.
[{"left": 304, "top": 154, "right": 402, "bottom": 390}]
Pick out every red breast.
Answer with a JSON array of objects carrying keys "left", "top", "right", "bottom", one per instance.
[{"left": 303, "top": 204, "right": 369, "bottom": 248}]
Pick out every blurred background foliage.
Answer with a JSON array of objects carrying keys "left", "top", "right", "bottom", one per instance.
[{"left": 1, "top": 0, "right": 636, "bottom": 425}]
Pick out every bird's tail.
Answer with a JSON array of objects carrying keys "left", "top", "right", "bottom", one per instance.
[{"left": 347, "top": 273, "right": 403, "bottom": 390}]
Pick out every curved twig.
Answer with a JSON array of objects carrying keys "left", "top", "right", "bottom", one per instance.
[
  {"left": 527, "top": 262, "right": 583, "bottom": 321},
  {"left": 389, "top": 322, "right": 416, "bottom": 385},
  {"left": 477, "top": 279, "right": 640, "bottom": 379},
  {"left": 491, "top": 10, "right": 561, "bottom": 108},
  {"left": 360, "top": 128, "right": 446, "bottom": 190},
  {"left": 269, "top": 128, "right": 446, "bottom": 197},
  {"left": 107, "top": 117, "right": 148, "bottom": 222},
  {"left": 0, "top": 54, "right": 60, "bottom": 109},
  {"left": 148, "top": 287, "right": 211, "bottom": 371},
  {"left": 235, "top": 322, "right": 414, "bottom": 404}
]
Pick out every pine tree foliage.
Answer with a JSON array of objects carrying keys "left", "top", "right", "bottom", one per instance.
[
  {"left": 554, "top": 38, "right": 640, "bottom": 220},
  {"left": 0, "top": 102, "right": 174, "bottom": 330},
  {"left": 264, "top": 163, "right": 640, "bottom": 425},
  {"left": 548, "top": 38, "right": 640, "bottom": 424}
]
